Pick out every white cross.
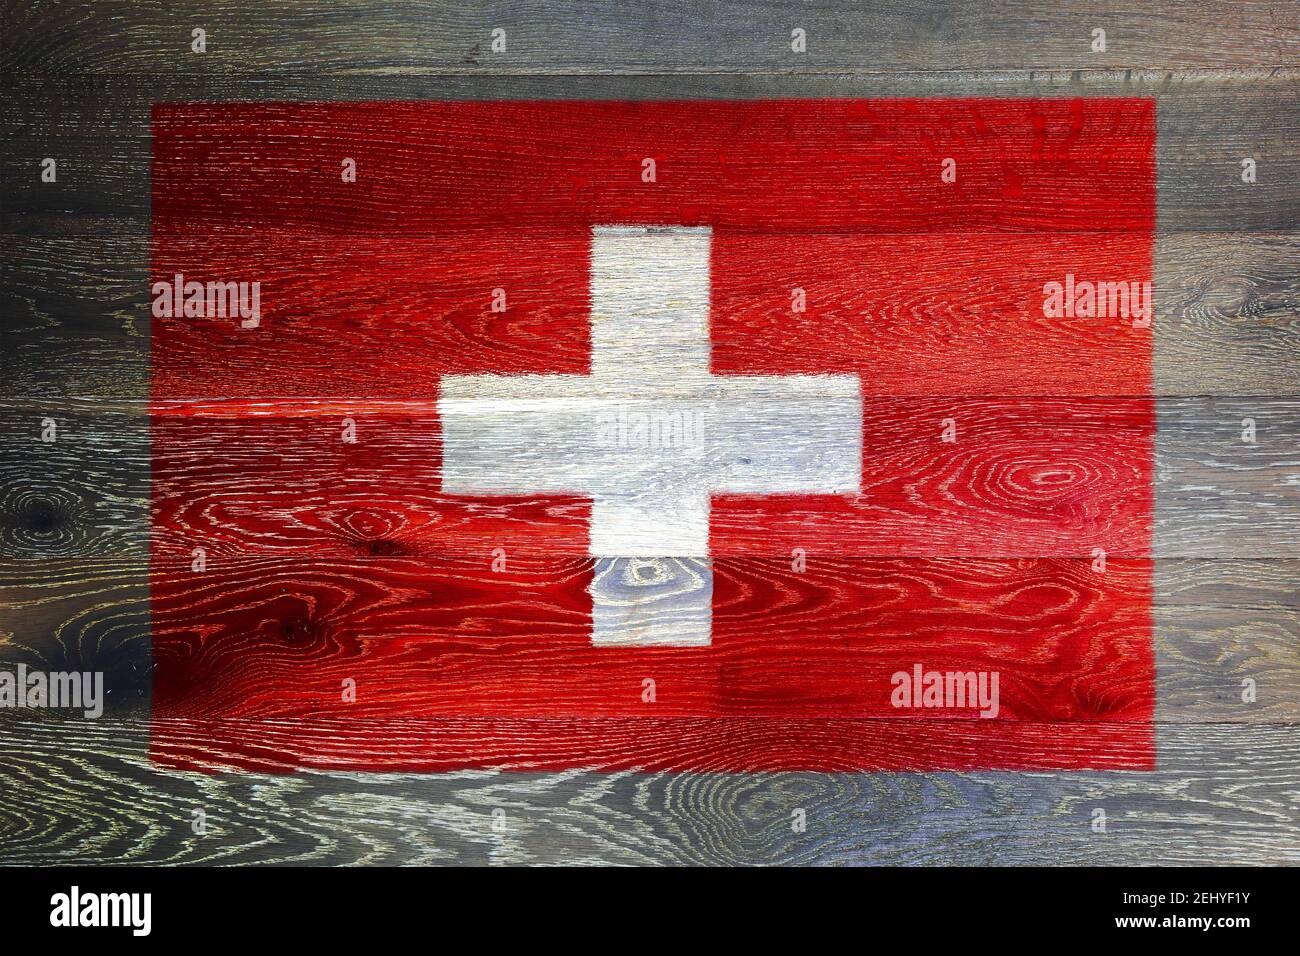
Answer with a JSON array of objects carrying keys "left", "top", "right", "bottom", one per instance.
[{"left": 439, "top": 226, "right": 862, "bottom": 646}]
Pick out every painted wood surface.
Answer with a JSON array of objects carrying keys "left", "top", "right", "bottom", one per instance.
[
  {"left": 4, "top": 232, "right": 1297, "bottom": 398},
  {"left": 5, "top": 74, "right": 1297, "bottom": 235},
  {"left": 3, "top": 399, "right": 1296, "bottom": 559},
  {"left": 2, "top": 556, "right": 1296, "bottom": 722},
  {"left": 0, "top": 1, "right": 1297, "bottom": 863}
]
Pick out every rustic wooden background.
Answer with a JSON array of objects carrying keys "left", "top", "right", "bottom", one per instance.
[{"left": 1, "top": 1, "right": 1298, "bottom": 864}]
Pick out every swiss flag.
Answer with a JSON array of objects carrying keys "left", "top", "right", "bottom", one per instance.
[{"left": 150, "top": 99, "right": 1156, "bottom": 773}]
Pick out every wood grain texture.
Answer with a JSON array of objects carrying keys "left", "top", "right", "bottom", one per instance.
[
  {"left": 1, "top": 1, "right": 1292, "bottom": 74},
  {"left": 1, "top": 557, "right": 1295, "bottom": 723},
  {"left": 1155, "top": 233, "right": 1300, "bottom": 395},
  {"left": 4, "top": 232, "right": 1296, "bottom": 399},
  {"left": 149, "top": 398, "right": 1158, "bottom": 559},
  {"left": 143, "top": 551, "right": 1158, "bottom": 775},
  {"left": 0, "top": 403, "right": 146, "bottom": 558},
  {"left": 2, "top": 399, "right": 1295, "bottom": 560},
  {"left": 4, "top": 74, "right": 1296, "bottom": 234},
  {"left": 1, "top": 0, "right": 1297, "bottom": 863},
  {"left": 145, "top": 99, "right": 1157, "bottom": 235},
  {"left": 0, "top": 718, "right": 1295, "bottom": 865},
  {"left": 0, "top": 558, "right": 150, "bottom": 715}
]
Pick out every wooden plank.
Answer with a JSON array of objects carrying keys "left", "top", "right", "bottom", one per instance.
[
  {"left": 0, "top": 717, "right": 1293, "bottom": 864},
  {"left": 1, "top": 556, "right": 1294, "bottom": 723},
  {"left": 1157, "top": 605, "right": 1300, "bottom": 721},
  {"left": 147, "top": 398, "right": 1154, "bottom": 559},
  {"left": 146, "top": 99, "right": 1158, "bottom": 235},
  {"left": 1155, "top": 233, "right": 1300, "bottom": 396},
  {"left": 0, "top": 557, "right": 150, "bottom": 715},
  {"left": 0, "top": 233, "right": 148, "bottom": 398},
  {"left": 0, "top": 403, "right": 147, "bottom": 558},
  {"left": 1155, "top": 399, "right": 1300, "bottom": 557},
  {"left": 2, "top": 74, "right": 1296, "bottom": 235},
  {"left": 0, "top": 1, "right": 1290, "bottom": 74},
  {"left": 1156, "top": 556, "right": 1300, "bottom": 605},
  {"left": 2, "top": 399, "right": 1297, "bottom": 559},
  {"left": 4, "top": 231, "right": 1296, "bottom": 400},
  {"left": 142, "top": 552, "right": 1157, "bottom": 765}
]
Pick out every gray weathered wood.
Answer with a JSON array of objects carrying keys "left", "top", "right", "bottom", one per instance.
[
  {"left": 1, "top": 1, "right": 1292, "bottom": 75},
  {"left": 0, "top": 718, "right": 1294, "bottom": 865},
  {"left": 0, "top": 404, "right": 147, "bottom": 557},
  {"left": 1155, "top": 233, "right": 1300, "bottom": 395},
  {"left": 1155, "top": 398, "right": 1300, "bottom": 557}
]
